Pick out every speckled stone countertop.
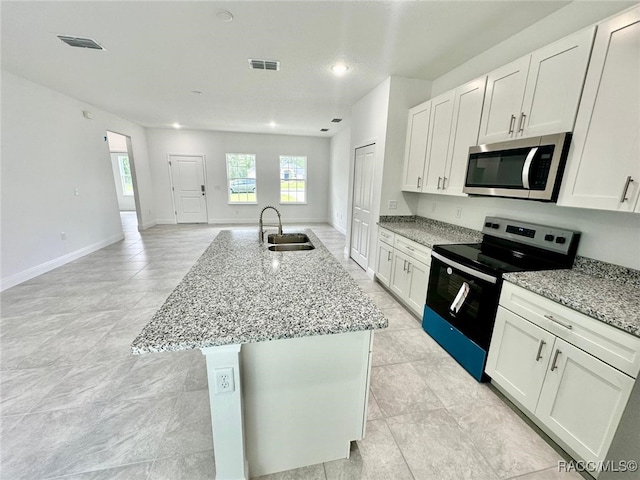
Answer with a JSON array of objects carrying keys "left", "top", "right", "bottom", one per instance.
[
  {"left": 503, "top": 257, "right": 640, "bottom": 338},
  {"left": 131, "top": 230, "right": 387, "bottom": 354},
  {"left": 378, "top": 215, "right": 483, "bottom": 247}
]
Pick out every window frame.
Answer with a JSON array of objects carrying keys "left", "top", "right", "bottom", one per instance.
[
  {"left": 226, "top": 153, "right": 258, "bottom": 204},
  {"left": 117, "top": 154, "right": 134, "bottom": 197},
  {"left": 279, "top": 155, "right": 307, "bottom": 205}
]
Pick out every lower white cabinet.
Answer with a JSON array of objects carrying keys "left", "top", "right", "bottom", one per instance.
[
  {"left": 376, "top": 228, "right": 431, "bottom": 317},
  {"left": 487, "top": 282, "right": 640, "bottom": 476}
]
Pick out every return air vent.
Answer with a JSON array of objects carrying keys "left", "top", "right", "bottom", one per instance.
[
  {"left": 249, "top": 59, "right": 280, "bottom": 71},
  {"left": 58, "top": 35, "right": 105, "bottom": 50}
]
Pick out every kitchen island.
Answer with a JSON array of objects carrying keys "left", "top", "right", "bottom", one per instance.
[{"left": 132, "top": 229, "right": 387, "bottom": 479}]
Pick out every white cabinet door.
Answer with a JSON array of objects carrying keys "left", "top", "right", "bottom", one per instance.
[
  {"left": 376, "top": 240, "right": 394, "bottom": 287},
  {"left": 558, "top": 7, "right": 640, "bottom": 212},
  {"left": 518, "top": 27, "right": 595, "bottom": 138},
  {"left": 423, "top": 91, "right": 455, "bottom": 194},
  {"left": 478, "top": 56, "right": 530, "bottom": 144},
  {"left": 536, "top": 338, "right": 635, "bottom": 466},
  {"left": 487, "top": 307, "right": 556, "bottom": 413},
  {"left": 444, "top": 76, "right": 487, "bottom": 196},
  {"left": 389, "top": 250, "right": 410, "bottom": 299},
  {"left": 402, "top": 101, "right": 431, "bottom": 192},
  {"left": 405, "top": 259, "right": 430, "bottom": 317}
]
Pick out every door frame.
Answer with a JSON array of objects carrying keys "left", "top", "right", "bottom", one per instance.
[
  {"left": 348, "top": 141, "right": 376, "bottom": 272},
  {"left": 106, "top": 130, "right": 142, "bottom": 230},
  {"left": 167, "top": 153, "right": 209, "bottom": 224}
]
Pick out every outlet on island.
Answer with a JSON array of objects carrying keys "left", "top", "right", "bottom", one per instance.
[{"left": 214, "top": 367, "right": 235, "bottom": 394}]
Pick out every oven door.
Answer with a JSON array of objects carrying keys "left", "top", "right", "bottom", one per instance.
[{"left": 425, "top": 251, "right": 501, "bottom": 351}]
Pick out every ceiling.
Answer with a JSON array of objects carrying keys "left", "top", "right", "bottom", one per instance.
[{"left": 1, "top": 1, "right": 576, "bottom": 137}]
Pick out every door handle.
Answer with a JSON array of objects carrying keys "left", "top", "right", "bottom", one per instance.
[
  {"left": 518, "top": 112, "right": 526, "bottom": 133},
  {"left": 620, "top": 176, "right": 634, "bottom": 203},
  {"left": 550, "top": 349, "right": 561, "bottom": 371},
  {"left": 508, "top": 114, "right": 516, "bottom": 134},
  {"left": 201, "top": 185, "right": 206, "bottom": 196},
  {"left": 535, "top": 339, "right": 546, "bottom": 361}
]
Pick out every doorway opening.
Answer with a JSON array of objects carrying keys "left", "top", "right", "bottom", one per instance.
[{"left": 106, "top": 131, "right": 142, "bottom": 230}]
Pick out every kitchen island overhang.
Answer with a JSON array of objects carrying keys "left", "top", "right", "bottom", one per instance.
[{"left": 131, "top": 229, "right": 387, "bottom": 479}]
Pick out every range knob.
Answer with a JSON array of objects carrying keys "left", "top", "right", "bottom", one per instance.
[
  {"left": 544, "top": 234, "right": 555, "bottom": 242},
  {"left": 555, "top": 236, "right": 566, "bottom": 244},
  {"left": 491, "top": 223, "right": 500, "bottom": 229}
]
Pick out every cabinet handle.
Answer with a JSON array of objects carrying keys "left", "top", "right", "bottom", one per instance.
[
  {"left": 417, "top": 177, "right": 422, "bottom": 189},
  {"left": 550, "top": 349, "right": 561, "bottom": 371},
  {"left": 535, "top": 339, "right": 546, "bottom": 361},
  {"left": 406, "top": 246, "right": 415, "bottom": 252},
  {"left": 620, "top": 176, "right": 634, "bottom": 203},
  {"left": 437, "top": 177, "right": 442, "bottom": 189},
  {"left": 518, "top": 113, "right": 526, "bottom": 133},
  {"left": 403, "top": 260, "right": 407, "bottom": 272},
  {"left": 544, "top": 314, "right": 573, "bottom": 330},
  {"left": 508, "top": 115, "right": 516, "bottom": 134},
  {"left": 406, "top": 262, "right": 411, "bottom": 273},
  {"left": 442, "top": 177, "right": 447, "bottom": 189},
  {"left": 387, "top": 251, "right": 392, "bottom": 261}
]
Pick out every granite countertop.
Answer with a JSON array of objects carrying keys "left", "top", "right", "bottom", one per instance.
[
  {"left": 131, "top": 229, "right": 387, "bottom": 354},
  {"left": 503, "top": 257, "right": 640, "bottom": 338},
  {"left": 378, "top": 215, "right": 483, "bottom": 247}
]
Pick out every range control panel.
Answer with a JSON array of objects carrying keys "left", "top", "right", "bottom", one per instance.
[{"left": 481, "top": 216, "right": 580, "bottom": 255}]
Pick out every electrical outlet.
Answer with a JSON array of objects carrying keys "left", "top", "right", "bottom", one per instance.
[
  {"left": 214, "top": 367, "right": 235, "bottom": 394},
  {"left": 61, "top": 232, "right": 66, "bottom": 240},
  {"left": 456, "top": 208, "right": 462, "bottom": 218},
  {"left": 388, "top": 200, "right": 398, "bottom": 210}
]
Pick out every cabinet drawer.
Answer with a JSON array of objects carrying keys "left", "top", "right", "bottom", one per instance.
[
  {"left": 378, "top": 227, "right": 395, "bottom": 246},
  {"left": 394, "top": 236, "right": 432, "bottom": 266},
  {"left": 499, "top": 282, "right": 640, "bottom": 378}
]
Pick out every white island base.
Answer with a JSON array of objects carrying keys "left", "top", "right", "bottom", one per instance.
[{"left": 201, "top": 329, "right": 374, "bottom": 479}]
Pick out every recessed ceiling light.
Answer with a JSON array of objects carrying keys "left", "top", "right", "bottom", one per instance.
[
  {"left": 269, "top": 122, "right": 276, "bottom": 128},
  {"left": 191, "top": 90, "right": 202, "bottom": 96},
  {"left": 173, "top": 123, "right": 181, "bottom": 129},
  {"left": 331, "top": 64, "right": 349, "bottom": 76},
  {"left": 216, "top": 9, "right": 234, "bottom": 22}
]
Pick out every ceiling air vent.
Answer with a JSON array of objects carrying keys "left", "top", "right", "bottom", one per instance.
[
  {"left": 249, "top": 59, "right": 280, "bottom": 71},
  {"left": 58, "top": 35, "right": 105, "bottom": 50},
  {"left": 331, "top": 118, "right": 342, "bottom": 123}
]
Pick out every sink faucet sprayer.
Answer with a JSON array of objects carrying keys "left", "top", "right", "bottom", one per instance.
[{"left": 259, "top": 206, "right": 283, "bottom": 243}]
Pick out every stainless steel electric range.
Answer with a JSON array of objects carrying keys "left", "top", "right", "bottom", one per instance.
[{"left": 423, "top": 216, "right": 580, "bottom": 381}]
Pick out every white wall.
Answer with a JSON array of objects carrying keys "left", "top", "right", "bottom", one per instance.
[
  {"left": 416, "top": 195, "right": 640, "bottom": 270},
  {"left": 328, "top": 126, "right": 351, "bottom": 234},
  {"left": 144, "top": 128, "right": 330, "bottom": 224},
  {"left": 1, "top": 71, "right": 156, "bottom": 289}
]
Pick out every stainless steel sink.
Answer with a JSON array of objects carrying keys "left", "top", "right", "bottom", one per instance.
[
  {"left": 267, "top": 244, "right": 315, "bottom": 251},
  {"left": 267, "top": 233, "right": 311, "bottom": 244}
]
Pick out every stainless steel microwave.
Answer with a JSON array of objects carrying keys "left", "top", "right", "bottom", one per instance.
[{"left": 463, "top": 132, "right": 572, "bottom": 202}]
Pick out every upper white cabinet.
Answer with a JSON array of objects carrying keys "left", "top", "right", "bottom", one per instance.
[
  {"left": 558, "top": 6, "right": 640, "bottom": 213},
  {"left": 401, "top": 101, "right": 431, "bottom": 192},
  {"left": 422, "top": 91, "right": 455, "bottom": 194},
  {"left": 402, "top": 77, "right": 485, "bottom": 195},
  {"left": 478, "top": 27, "right": 596, "bottom": 144},
  {"left": 442, "top": 77, "right": 487, "bottom": 196}
]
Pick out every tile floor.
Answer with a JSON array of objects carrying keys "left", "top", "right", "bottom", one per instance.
[{"left": 0, "top": 212, "right": 584, "bottom": 479}]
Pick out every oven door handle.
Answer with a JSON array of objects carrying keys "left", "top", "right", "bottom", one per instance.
[
  {"left": 521, "top": 147, "right": 538, "bottom": 190},
  {"left": 431, "top": 251, "right": 498, "bottom": 284}
]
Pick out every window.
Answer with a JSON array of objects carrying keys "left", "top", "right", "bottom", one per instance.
[
  {"left": 280, "top": 156, "right": 306, "bottom": 203},
  {"left": 226, "top": 154, "right": 257, "bottom": 203},
  {"left": 118, "top": 155, "right": 134, "bottom": 196}
]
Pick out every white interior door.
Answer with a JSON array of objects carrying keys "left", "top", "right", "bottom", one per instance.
[
  {"left": 350, "top": 144, "right": 375, "bottom": 270},
  {"left": 169, "top": 154, "right": 208, "bottom": 223}
]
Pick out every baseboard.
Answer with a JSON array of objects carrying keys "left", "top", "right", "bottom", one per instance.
[
  {"left": 1, "top": 232, "right": 125, "bottom": 291},
  {"left": 138, "top": 220, "right": 157, "bottom": 230},
  {"left": 328, "top": 220, "right": 347, "bottom": 235},
  {"left": 156, "top": 218, "right": 177, "bottom": 225}
]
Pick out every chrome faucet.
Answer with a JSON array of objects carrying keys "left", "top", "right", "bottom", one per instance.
[{"left": 259, "top": 205, "right": 283, "bottom": 243}]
